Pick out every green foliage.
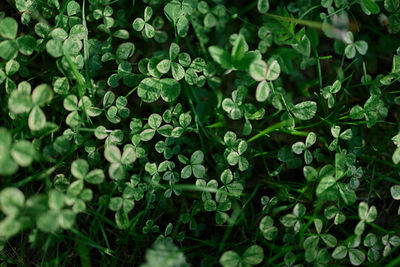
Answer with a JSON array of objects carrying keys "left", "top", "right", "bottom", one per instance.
[{"left": 1, "top": 0, "right": 400, "bottom": 266}]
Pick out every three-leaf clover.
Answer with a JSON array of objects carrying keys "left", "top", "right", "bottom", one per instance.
[
  {"left": 37, "top": 190, "right": 76, "bottom": 232},
  {"left": 8, "top": 83, "right": 55, "bottom": 132},
  {"left": 363, "top": 233, "right": 382, "bottom": 263},
  {"left": 354, "top": 202, "right": 377, "bottom": 236},
  {"left": 179, "top": 150, "right": 206, "bottom": 179},
  {"left": 0, "top": 128, "right": 35, "bottom": 176},
  {"left": 321, "top": 80, "right": 342, "bottom": 108},
  {"left": 70, "top": 159, "right": 105, "bottom": 185},
  {"left": 222, "top": 86, "right": 247, "bottom": 120},
  {"left": 343, "top": 31, "right": 368, "bottom": 59},
  {"left": 324, "top": 205, "right": 346, "bottom": 225},
  {"left": 350, "top": 95, "right": 388, "bottom": 128},
  {"left": 382, "top": 234, "right": 400, "bottom": 257},
  {"left": 303, "top": 219, "right": 337, "bottom": 262},
  {"left": 104, "top": 145, "right": 137, "bottom": 181},
  {"left": 280, "top": 203, "right": 306, "bottom": 232},
  {"left": 133, "top": 7, "right": 155, "bottom": 38},
  {"left": 0, "top": 17, "right": 37, "bottom": 60},
  {"left": 316, "top": 151, "right": 357, "bottom": 205},
  {"left": 226, "top": 139, "right": 249, "bottom": 171},
  {"left": 156, "top": 43, "right": 186, "bottom": 81},
  {"left": 180, "top": 200, "right": 201, "bottom": 231},
  {"left": 219, "top": 245, "right": 264, "bottom": 267},
  {"left": 63, "top": 94, "right": 102, "bottom": 128},
  {"left": 332, "top": 235, "right": 366, "bottom": 266},
  {"left": 137, "top": 77, "right": 181, "bottom": 103},
  {"left": 259, "top": 216, "right": 278, "bottom": 240},
  {"left": 220, "top": 169, "right": 244, "bottom": 197},
  {"left": 292, "top": 132, "right": 317, "bottom": 164},
  {"left": 0, "top": 188, "right": 25, "bottom": 239},
  {"left": 249, "top": 58, "right": 281, "bottom": 102},
  {"left": 328, "top": 125, "right": 352, "bottom": 151},
  {"left": 109, "top": 185, "right": 138, "bottom": 228},
  {"left": 164, "top": 0, "right": 196, "bottom": 37}
]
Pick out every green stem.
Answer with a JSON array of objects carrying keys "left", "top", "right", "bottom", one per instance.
[{"left": 247, "top": 119, "right": 293, "bottom": 142}]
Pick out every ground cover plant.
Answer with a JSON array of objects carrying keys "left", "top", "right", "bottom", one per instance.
[{"left": 1, "top": 0, "right": 400, "bottom": 266}]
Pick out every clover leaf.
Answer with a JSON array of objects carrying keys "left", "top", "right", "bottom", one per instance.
[
  {"left": 343, "top": 31, "right": 368, "bottom": 59},
  {"left": 249, "top": 58, "right": 280, "bottom": 102},
  {"left": 292, "top": 132, "right": 317, "bottom": 164},
  {"left": 104, "top": 145, "right": 137, "bottom": 180},
  {"left": 9, "top": 83, "right": 55, "bottom": 132},
  {"left": 321, "top": 80, "right": 342, "bottom": 108},
  {"left": 133, "top": 6, "right": 155, "bottom": 38},
  {"left": 220, "top": 245, "right": 264, "bottom": 267},
  {"left": 179, "top": 150, "right": 205, "bottom": 179},
  {"left": 0, "top": 128, "right": 35, "bottom": 175},
  {"left": 0, "top": 17, "right": 37, "bottom": 60},
  {"left": 37, "top": 190, "right": 76, "bottom": 232},
  {"left": 328, "top": 125, "right": 352, "bottom": 151},
  {"left": 332, "top": 236, "right": 366, "bottom": 266},
  {"left": 355, "top": 202, "right": 377, "bottom": 236}
]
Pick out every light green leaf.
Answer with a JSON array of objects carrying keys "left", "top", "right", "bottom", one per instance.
[
  {"left": 8, "top": 90, "right": 33, "bottom": 114},
  {"left": 156, "top": 59, "right": 171, "bottom": 74},
  {"left": 391, "top": 185, "right": 400, "bottom": 200},
  {"left": 242, "top": 245, "right": 264, "bottom": 265},
  {"left": 221, "top": 169, "right": 233, "bottom": 184},
  {"left": 133, "top": 18, "right": 145, "bottom": 31},
  {"left": 0, "top": 17, "right": 18, "bottom": 39},
  {"left": 316, "top": 176, "right": 336, "bottom": 196},
  {"left": 361, "top": 0, "right": 380, "bottom": 15},
  {"left": 67, "top": 1, "right": 81, "bottom": 16},
  {"left": 137, "top": 78, "right": 162, "bottom": 103},
  {"left": 345, "top": 44, "right": 356, "bottom": 59},
  {"left": 48, "top": 189, "right": 64, "bottom": 210},
  {"left": 332, "top": 245, "right": 347, "bottom": 259},
  {"left": 266, "top": 59, "right": 280, "bottom": 80},
  {"left": 231, "top": 34, "right": 245, "bottom": 64},
  {"left": 348, "top": 249, "right": 365, "bottom": 266},
  {"left": 160, "top": 78, "right": 181, "bottom": 102},
  {"left": 257, "top": 0, "right": 270, "bottom": 13},
  {"left": 291, "top": 101, "right": 317, "bottom": 120},
  {"left": 85, "top": 169, "right": 105, "bottom": 184},
  {"left": 121, "top": 145, "right": 137, "bottom": 165},
  {"left": 28, "top": 106, "right": 46, "bottom": 131},
  {"left": 171, "top": 62, "right": 185, "bottom": 80},
  {"left": 181, "top": 165, "right": 192, "bottom": 179},
  {"left": 10, "top": 140, "right": 35, "bottom": 167},
  {"left": 71, "top": 159, "right": 89, "bottom": 180},
  {"left": 292, "top": 142, "right": 306, "bottom": 154},
  {"left": 37, "top": 210, "right": 59, "bottom": 232},
  {"left": 249, "top": 59, "right": 267, "bottom": 81},
  {"left": 16, "top": 35, "right": 36, "bottom": 55},
  {"left": 191, "top": 150, "right": 204, "bottom": 165},
  {"left": 32, "top": 84, "right": 53, "bottom": 106},
  {"left": 59, "top": 210, "right": 76, "bottom": 229},
  {"left": 220, "top": 251, "right": 240, "bottom": 267},
  {"left": 104, "top": 145, "right": 122, "bottom": 163},
  {"left": 0, "top": 40, "right": 18, "bottom": 60},
  {"left": 0, "top": 188, "right": 24, "bottom": 216},
  {"left": 176, "top": 16, "right": 188, "bottom": 36},
  {"left": 255, "top": 80, "right": 270, "bottom": 102},
  {"left": 393, "top": 147, "right": 400, "bottom": 164},
  {"left": 355, "top": 41, "right": 368, "bottom": 55},
  {"left": 208, "top": 46, "right": 231, "bottom": 69}
]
